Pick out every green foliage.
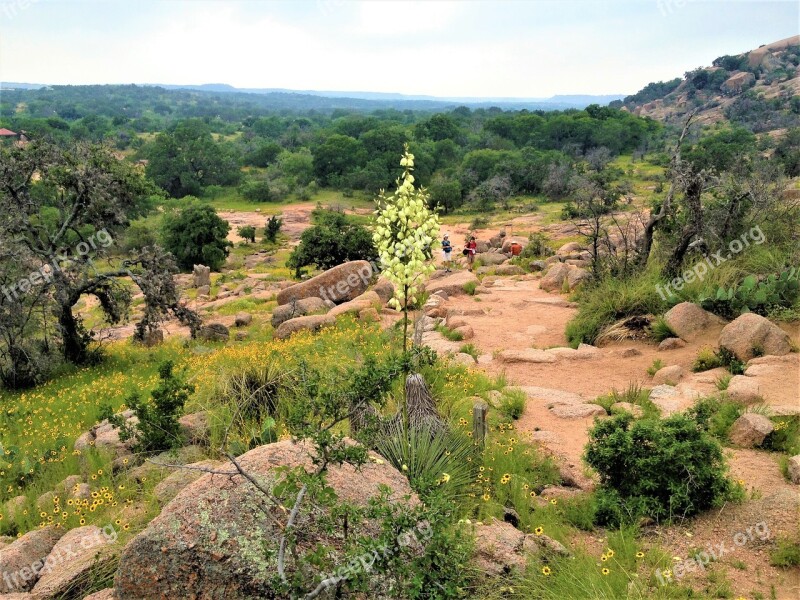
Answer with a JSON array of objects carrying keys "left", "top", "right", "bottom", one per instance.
[
  {"left": 496, "top": 388, "right": 526, "bottom": 420},
  {"left": 692, "top": 347, "right": 745, "bottom": 375},
  {"left": 436, "top": 324, "right": 464, "bottom": 342},
  {"left": 376, "top": 422, "right": 477, "bottom": 500},
  {"left": 103, "top": 360, "right": 194, "bottom": 453},
  {"left": 770, "top": 539, "right": 800, "bottom": 568},
  {"left": 458, "top": 343, "right": 479, "bottom": 361},
  {"left": 264, "top": 215, "right": 283, "bottom": 243},
  {"left": 585, "top": 413, "right": 734, "bottom": 526},
  {"left": 518, "top": 232, "right": 552, "bottom": 259},
  {"left": 162, "top": 202, "right": 232, "bottom": 271},
  {"left": 699, "top": 270, "right": 800, "bottom": 320},
  {"left": 287, "top": 209, "right": 376, "bottom": 277},
  {"left": 594, "top": 383, "right": 659, "bottom": 419},
  {"left": 237, "top": 225, "right": 256, "bottom": 243},
  {"left": 763, "top": 415, "right": 800, "bottom": 456},
  {"left": 462, "top": 281, "right": 477, "bottom": 296},
  {"left": 144, "top": 118, "right": 241, "bottom": 197},
  {"left": 238, "top": 177, "right": 275, "bottom": 202},
  {"left": 646, "top": 359, "right": 665, "bottom": 377},
  {"left": 687, "top": 397, "right": 744, "bottom": 441},
  {"left": 648, "top": 317, "right": 676, "bottom": 342}
]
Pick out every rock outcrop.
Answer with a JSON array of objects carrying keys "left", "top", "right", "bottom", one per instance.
[
  {"left": 277, "top": 261, "right": 373, "bottom": 306},
  {"left": 718, "top": 313, "right": 792, "bottom": 361},
  {"left": 663, "top": 302, "right": 724, "bottom": 342}
]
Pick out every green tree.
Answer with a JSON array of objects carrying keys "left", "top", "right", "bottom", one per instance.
[
  {"left": 427, "top": 177, "right": 462, "bottom": 214},
  {"left": 237, "top": 225, "right": 256, "bottom": 243},
  {"left": 312, "top": 134, "right": 367, "bottom": 186},
  {"left": 145, "top": 118, "right": 241, "bottom": 198},
  {"left": 286, "top": 210, "right": 376, "bottom": 278},
  {"left": 162, "top": 202, "right": 232, "bottom": 271}
]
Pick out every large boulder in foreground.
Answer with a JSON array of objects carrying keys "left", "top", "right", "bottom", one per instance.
[
  {"left": 31, "top": 525, "right": 117, "bottom": 599},
  {"left": 277, "top": 261, "right": 373, "bottom": 306},
  {"left": 663, "top": 302, "right": 724, "bottom": 341},
  {"left": 115, "top": 440, "right": 415, "bottom": 599},
  {"left": 718, "top": 313, "right": 792, "bottom": 361},
  {"left": 425, "top": 270, "right": 478, "bottom": 296},
  {"left": 327, "top": 291, "right": 382, "bottom": 319},
  {"left": 540, "top": 263, "right": 571, "bottom": 292},
  {"left": 0, "top": 527, "right": 63, "bottom": 593}
]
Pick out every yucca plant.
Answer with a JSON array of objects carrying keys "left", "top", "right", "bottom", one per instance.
[{"left": 376, "top": 422, "right": 477, "bottom": 500}]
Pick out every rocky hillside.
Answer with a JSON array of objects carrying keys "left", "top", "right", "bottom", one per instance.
[{"left": 612, "top": 36, "right": 800, "bottom": 132}]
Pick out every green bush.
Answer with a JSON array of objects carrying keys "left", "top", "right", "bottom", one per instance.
[
  {"left": 237, "top": 225, "right": 256, "bottom": 243},
  {"left": 699, "top": 270, "right": 800, "bottom": 320},
  {"left": 585, "top": 413, "right": 734, "bottom": 526},
  {"left": 238, "top": 178, "right": 274, "bottom": 202},
  {"left": 497, "top": 388, "right": 526, "bottom": 420},
  {"left": 687, "top": 397, "right": 743, "bottom": 441},
  {"left": 102, "top": 360, "right": 194, "bottom": 453},
  {"left": 286, "top": 209, "right": 376, "bottom": 278},
  {"left": 436, "top": 325, "right": 464, "bottom": 342},
  {"left": 770, "top": 539, "right": 800, "bottom": 568},
  {"left": 462, "top": 281, "right": 477, "bottom": 296},
  {"left": 264, "top": 215, "right": 283, "bottom": 243},
  {"left": 692, "top": 347, "right": 745, "bottom": 375},
  {"left": 162, "top": 202, "right": 231, "bottom": 271},
  {"left": 648, "top": 317, "right": 676, "bottom": 342}
]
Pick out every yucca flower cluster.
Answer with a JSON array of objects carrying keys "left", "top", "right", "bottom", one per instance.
[{"left": 373, "top": 144, "right": 440, "bottom": 321}]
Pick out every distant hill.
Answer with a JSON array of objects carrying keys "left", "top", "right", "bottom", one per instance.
[
  {"left": 0, "top": 81, "right": 623, "bottom": 111},
  {"left": 611, "top": 36, "right": 800, "bottom": 133}
]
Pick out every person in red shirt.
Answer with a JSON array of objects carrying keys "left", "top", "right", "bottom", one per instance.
[{"left": 466, "top": 236, "right": 477, "bottom": 271}]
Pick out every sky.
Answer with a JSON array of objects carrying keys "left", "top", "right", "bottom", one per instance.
[{"left": 0, "top": 0, "right": 797, "bottom": 98}]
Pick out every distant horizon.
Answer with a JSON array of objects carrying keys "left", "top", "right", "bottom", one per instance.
[
  {"left": 0, "top": 81, "right": 628, "bottom": 104},
  {"left": 0, "top": 1, "right": 796, "bottom": 98}
]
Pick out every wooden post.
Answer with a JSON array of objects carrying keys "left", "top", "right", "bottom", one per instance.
[{"left": 473, "top": 400, "right": 488, "bottom": 446}]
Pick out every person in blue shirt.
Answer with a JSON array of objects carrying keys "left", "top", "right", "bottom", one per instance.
[{"left": 441, "top": 234, "right": 452, "bottom": 272}]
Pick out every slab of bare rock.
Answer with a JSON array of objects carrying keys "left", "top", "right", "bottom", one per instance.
[
  {"left": 544, "top": 255, "right": 562, "bottom": 265},
  {"left": 550, "top": 403, "right": 606, "bottom": 419},
  {"left": 729, "top": 413, "right": 774, "bottom": 447},
  {"left": 153, "top": 459, "right": 227, "bottom": 504},
  {"left": 327, "top": 291, "right": 382, "bottom": 319},
  {"left": 270, "top": 296, "right": 328, "bottom": 328},
  {"left": 195, "top": 284, "right": 210, "bottom": 297},
  {"left": 196, "top": 323, "right": 230, "bottom": 342},
  {"left": 540, "top": 486, "right": 582, "bottom": 500},
  {"left": 494, "top": 264, "right": 525, "bottom": 276},
  {"left": 616, "top": 347, "right": 642, "bottom": 357},
  {"left": 546, "top": 344, "right": 600, "bottom": 361},
  {"left": 453, "top": 325, "right": 474, "bottom": 340},
  {"left": 518, "top": 386, "right": 584, "bottom": 405},
  {"left": 446, "top": 316, "right": 468, "bottom": 329},
  {"left": 418, "top": 315, "right": 442, "bottom": 333},
  {"left": 274, "top": 314, "right": 335, "bottom": 340},
  {"left": 358, "top": 307, "right": 380, "bottom": 322},
  {"left": 277, "top": 260, "right": 373, "bottom": 306},
  {"left": 31, "top": 526, "right": 117, "bottom": 600},
  {"left": 192, "top": 264, "right": 211, "bottom": 288},
  {"left": 0, "top": 527, "right": 63, "bottom": 593},
  {"left": 497, "top": 349, "right": 557, "bottom": 364},
  {"left": 475, "top": 240, "right": 490, "bottom": 253},
  {"left": 473, "top": 518, "right": 527, "bottom": 575},
  {"left": 233, "top": 312, "right": 252, "bottom": 327},
  {"left": 663, "top": 302, "right": 724, "bottom": 342},
  {"left": 452, "top": 353, "right": 477, "bottom": 366},
  {"left": 718, "top": 313, "right": 792, "bottom": 361},
  {"left": 652, "top": 365, "right": 684, "bottom": 386},
  {"left": 647, "top": 385, "right": 684, "bottom": 414},
  {"left": 540, "top": 263, "right": 571, "bottom": 292},
  {"left": 566, "top": 267, "right": 591, "bottom": 290},
  {"left": 658, "top": 337, "right": 686, "bottom": 351},
  {"left": 478, "top": 253, "right": 509, "bottom": 267},
  {"left": 425, "top": 270, "right": 479, "bottom": 296},
  {"left": 178, "top": 411, "right": 210, "bottom": 445},
  {"left": 556, "top": 242, "right": 583, "bottom": 256},
  {"left": 788, "top": 455, "right": 800, "bottom": 484},
  {"left": 372, "top": 277, "right": 395, "bottom": 304},
  {"left": 726, "top": 375, "right": 764, "bottom": 403},
  {"left": 115, "top": 440, "right": 415, "bottom": 599}
]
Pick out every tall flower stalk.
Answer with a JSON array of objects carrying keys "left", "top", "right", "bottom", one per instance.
[{"left": 373, "top": 144, "right": 440, "bottom": 353}]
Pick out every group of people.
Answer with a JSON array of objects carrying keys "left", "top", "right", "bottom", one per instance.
[{"left": 440, "top": 234, "right": 477, "bottom": 272}]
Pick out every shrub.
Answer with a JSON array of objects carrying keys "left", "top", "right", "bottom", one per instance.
[
  {"left": 237, "top": 225, "right": 256, "bottom": 243},
  {"left": 770, "top": 539, "right": 800, "bottom": 568},
  {"left": 646, "top": 359, "right": 664, "bottom": 377},
  {"left": 469, "top": 216, "right": 489, "bottom": 230},
  {"left": 103, "top": 360, "right": 195, "bottom": 453},
  {"left": 518, "top": 232, "right": 553, "bottom": 259},
  {"left": 436, "top": 325, "right": 464, "bottom": 342},
  {"left": 687, "top": 397, "right": 744, "bottom": 441},
  {"left": 497, "top": 388, "right": 526, "bottom": 420},
  {"left": 238, "top": 178, "right": 274, "bottom": 202},
  {"left": 162, "top": 202, "right": 231, "bottom": 271},
  {"left": 264, "top": 215, "right": 283, "bottom": 243},
  {"left": 648, "top": 317, "right": 676, "bottom": 342},
  {"left": 699, "top": 270, "right": 800, "bottom": 320},
  {"left": 286, "top": 209, "right": 376, "bottom": 278},
  {"left": 459, "top": 343, "right": 479, "bottom": 360},
  {"left": 462, "top": 281, "right": 477, "bottom": 296},
  {"left": 585, "top": 413, "right": 734, "bottom": 526}
]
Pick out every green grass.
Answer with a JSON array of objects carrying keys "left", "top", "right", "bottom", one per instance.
[
  {"left": 646, "top": 359, "right": 665, "bottom": 377},
  {"left": 770, "top": 538, "right": 800, "bottom": 568},
  {"left": 436, "top": 324, "right": 464, "bottom": 342},
  {"left": 463, "top": 281, "right": 478, "bottom": 296}
]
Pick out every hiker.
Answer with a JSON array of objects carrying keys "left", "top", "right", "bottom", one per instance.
[
  {"left": 465, "top": 236, "right": 477, "bottom": 270},
  {"left": 441, "top": 234, "right": 452, "bottom": 272}
]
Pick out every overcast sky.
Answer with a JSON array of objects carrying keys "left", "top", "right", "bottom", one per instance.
[{"left": 0, "top": 0, "right": 797, "bottom": 98}]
